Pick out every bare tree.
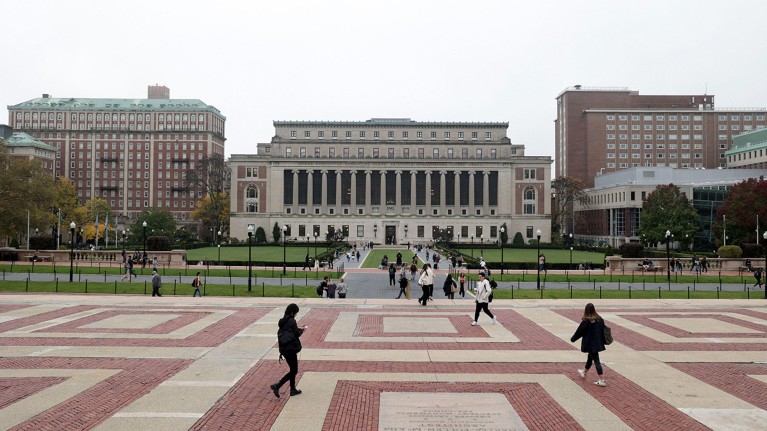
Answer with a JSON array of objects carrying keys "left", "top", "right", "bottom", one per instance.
[
  {"left": 185, "top": 154, "right": 230, "bottom": 240},
  {"left": 551, "top": 176, "right": 589, "bottom": 235}
]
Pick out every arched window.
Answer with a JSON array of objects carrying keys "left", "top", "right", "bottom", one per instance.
[
  {"left": 523, "top": 186, "right": 536, "bottom": 214},
  {"left": 245, "top": 186, "right": 258, "bottom": 213}
]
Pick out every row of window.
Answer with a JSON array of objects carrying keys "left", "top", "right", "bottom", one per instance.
[
  {"left": 17, "top": 112, "right": 208, "bottom": 122},
  {"left": 606, "top": 134, "right": 705, "bottom": 140},
  {"left": 608, "top": 124, "right": 756, "bottom": 131},
  {"left": 606, "top": 114, "right": 766, "bottom": 122},
  {"left": 605, "top": 162, "right": 711, "bottom": 169},
  {"left": 252, "top": 224, "right": 540, "bottom": 240},
  {"left": 17, "top": 122, "right": 208, "bottom": 132},
  {"left": 290, "top": 130, "right": 494, "bottom": 140},
  {"left": 606, "top": 153, "right": 704, "bottom": 159},
  {"left": 284, "top": 147, "right": 500, "bottom": 159}
]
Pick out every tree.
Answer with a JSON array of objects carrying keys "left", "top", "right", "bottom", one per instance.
[
  {"left": 128, "top": 209, "right": 177, "bottom": 245},
  {"left": 714, "top": 178, "right": 767, "bottom": 246},
  {"left": 0, "top": 143, "right": 58, "bottom": 244},
  {"left": 326, "top": 226, "right": 346, "bottom": 243},
  {"left": 433, "top": 228, "right": 453, "bottom": 244},
  {"left": 512, "top": 232, "right": 525, "bottom": 246},
  {"left": 255, "top": 226, "right": 267, "bottom": 243},
  {"left": 552, "top": 176, "right": 589, "bottom": 235},
  {"left": 185, "top": 154, "right": 230, "bottom": 239},
  {"left": 500, "top": 223, "right": 509, "bottom": 245},
  {"left": 636, "top": 184, "right": 698, "bottom": 247},
  {"left": 191, "top": 192, "right": 230, "bottom": 242},
  {"left": 272, "top": 222, "right": 282, "bottom": 243}
]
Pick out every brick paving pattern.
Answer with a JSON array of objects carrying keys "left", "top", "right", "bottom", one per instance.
[{"left": 0, "top": 294, "right": 765, "bottom": 430}]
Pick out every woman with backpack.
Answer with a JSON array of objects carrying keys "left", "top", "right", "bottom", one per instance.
[
  {"left": 471, "top": 272, "right": 495, "bottom": 326},
  {"left": 417, "top": 263, "right": 435, "bottom": 306},
  {"left": 270, "top": 303, "right": 306, "bottom": 398},
  {"left": 570, "top": 303, "right": 608, "bottom": 387},
  {"left": 443, "top": 273, "right": 457, "bottom": 299}
]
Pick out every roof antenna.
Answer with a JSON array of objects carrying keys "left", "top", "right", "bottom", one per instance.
[{"left": 704, "top": 82, "right": 707, "bottom": 95}]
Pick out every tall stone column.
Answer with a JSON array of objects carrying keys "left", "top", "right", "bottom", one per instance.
[
  {"left": 292, "top": 170, "right": 299, "bottom": 210},
  {"left": 454, "top": 171, "right": 461, "bottom": 212},
  {"left": 395, "top": 171, "right": 402, "bottom": 208},
  {"left": 321, "top": 170, "right": 328, "bottom": 213},
  {"left": 469, "top": 171, "right": 476, "bottom": 215},
  {"left": 350, "top": 170, "right": 357, "bottom": 211},
  {"left": 483, "top": 171, "right": 490, "bottom": 215},
  {"left": 336, "top": 169, "right": 342, "bottom": 208},
  {"left": 410, "top": 171, "right": 417, "bottom": 208},
  {"left": 365, "top": 170, "right": 372, "bottom": 209},
  {"left": 307, "top": 170, "right": 314, "bottom": 213},
  {"left": 380, "top": 170, "right": 386, "bottom": 210},
  {"left": 425, "top": 171, "right": 432, "bottom": 209},
  {"left": 440, "top": 170, "right": 447, "bottom": 215}
]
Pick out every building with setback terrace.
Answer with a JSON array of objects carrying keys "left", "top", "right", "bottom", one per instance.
[{"left": 229, "top": 118, "right": 552, "bottom": 245}]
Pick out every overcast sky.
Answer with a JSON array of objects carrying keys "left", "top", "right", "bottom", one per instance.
[{"left": 4, "top": 0, "right": 767, "bottom": 161}]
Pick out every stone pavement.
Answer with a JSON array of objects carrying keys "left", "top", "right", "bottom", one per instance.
[{"left": 0, "top": 294, "right": 766, "bottom": 430}]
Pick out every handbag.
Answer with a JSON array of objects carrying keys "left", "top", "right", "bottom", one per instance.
[{"left": 603, "top": 324, "right": 613, "bottom": 345}]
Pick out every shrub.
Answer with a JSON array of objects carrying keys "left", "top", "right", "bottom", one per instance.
[
  {"left": 255, "top": 227, "right": 267, "bottom": 243},
  {"left": 717, "top": 245, "right": 743, "bottom": 258},
  {"left": 29, "top": 235, "right": 56, "bottom": 250},
  {"left": 604, "top": 245, "right": 614, "bottom": 257},
  {"left": 618, "top": 243, "right": 644, "bottom": 258},
  {"left": 146, "top": 235, "right": 171, "bottom": 251},
  {"left": 740, "top": 243, "right": 764, "bottom": 258},
  {"left": 9, "top": 238, "right": 19, "bottom": 248},
  {"left": 512, "top": 232, "right": 525, "bottom": 246}
]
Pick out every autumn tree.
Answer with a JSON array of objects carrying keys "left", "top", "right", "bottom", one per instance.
[
  {"left": 551, "top": 176, "right": 589, "bottom": 235},
  {"left": 128, "top": 209, "right": 177, "bottom": 245},
  {"left": 191, "top": 192, "right": 230, "bottom": 242},
  {"left": 636, "top": 184, "right": 698, "bottom": 247},
  {"left": 0, "top": 143, "right": 58, "bottom": 244},
  {"left": 714, "top": 177, "right": 767, "bottom": 246},
  {"left": 185, "top": 154, "right": 230, "bottom": 238}
]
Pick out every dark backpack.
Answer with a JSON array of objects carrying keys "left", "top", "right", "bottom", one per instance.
[
  {"left": 316, "top": 283, "right": 324, "bottom": 296},
  {"left": 489, "top": 279, "right": 498, "bottom": 288}
]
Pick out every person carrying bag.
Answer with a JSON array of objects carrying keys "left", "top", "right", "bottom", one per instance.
[{"left": 270, "top": 303, "right": 306, "bottom": 398}]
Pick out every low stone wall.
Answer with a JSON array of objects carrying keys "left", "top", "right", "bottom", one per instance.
[
  {"left": 605, "top": 256, "right": 764, "bottom": 273},
  {"left": 2, "top": 248, "right": 187, "bottom": 266}
]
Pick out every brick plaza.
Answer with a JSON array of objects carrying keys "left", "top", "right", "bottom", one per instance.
[{"left": 0, "top": 294, "right": 765, "bottom": 430}]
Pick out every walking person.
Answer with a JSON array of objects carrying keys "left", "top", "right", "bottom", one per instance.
[
  {"left": 152, "top": 256, "right": 158, "bottom": 273},
  {"left": 270, "top": 303, "right": 306, "bottom": 399},
  {"left": 443, "top": 273, "right": 457, "bottom": 300},
  {"left": 192, "top": 272, "right": 203, "bottom": 297},
  {"left": 396, "top": 273, "right": 408, "bottom": 299},
  {"left": 570, "top": 303, "right": 608, "bottom": 387},
  {"left": 388, "top": 263, "right": 397, "bottom": 286},
  {"left": 417, "top": 264, "right": 435, "bottom": 306},
  {"left": 754, "top": 268, "right": 763, "bottom": 289},
  {"left": 302, "top": 254, "right": 310, "bottom": 270},
  {"left": 326, "top": 278, "right": 337, "bottom": 299},
  {"left": 459, "top": 272, "right": 466, "bottom": 298},
  {"left": 121, "top": 258, "right": 132, "bottom": 281},
  {"left": 151, "top": 270, "right": 162, "bottom": 297},
  {"left": 410, "top": 263, "right": 418, "bottom": 281},
  {"left": 471, "top": 272, "right": 496, "bottom": 326},
  {"left": 337, "top": 277, "right": 348, "bottom": 298}
]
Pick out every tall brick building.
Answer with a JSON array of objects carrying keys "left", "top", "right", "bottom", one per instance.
[
  {"left": 554, "top": 86, "right": 767, "bottom": 187},
  {"left": 7, "top": 86, "right": 226, "bottom": 222}
]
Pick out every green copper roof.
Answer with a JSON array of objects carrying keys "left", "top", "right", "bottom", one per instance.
[
  {"left": 726, "top": 127, "right": 767, "bottom": 155},
  {"left": 9, "top": 97, "right": 224, "bottom": 116},
  {"left": 1, "top": 132, "right": 58, "bottom": 151}
]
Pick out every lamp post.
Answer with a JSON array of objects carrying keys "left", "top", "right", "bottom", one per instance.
[
  {"left": 470, "top": 235, "right": 474, "bottom": 258},
  {"left": 217, "top": 230, "right": 222, "bottom": 265},
  {"left": 665, "top": 230, "right": 671, "bottom": 282},
  {"left": 69, "top": 222, "right": 76, "bottom": 282},
  {"left": 536, "top": 229, "right": 542, "bottom": 290},
  {"left": 763, "top": 231, "right": 767, "bottom": 299},
  {"left": 247, "top": 225, "right": 253, "bottom": 292},
  {"left": 282, "top": 225, "right": 288, "bottom": 275},
  {"left": 142, "top": 221, "right": 147, "bottom": 263},
  {"left": 121, "top": 230, "right": 126, "bottom": 253},
  {"left": 314, "top": 232, "right": 318, "bottom": 261},
  {"left": 499, "top": 226, "right": 505, "bottom": 275}
]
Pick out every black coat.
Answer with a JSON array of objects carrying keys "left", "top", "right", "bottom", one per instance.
[
  {"left": 570, "top": 319, "right": 606, "bottom": 354},
  {"left": 277, "top": 315, "right": 304, "bottom": 355}
]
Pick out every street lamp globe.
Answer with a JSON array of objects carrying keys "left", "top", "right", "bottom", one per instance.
[
  {"left": 70, "top": 221, "right": 76, "bottom": 230},
  {"left": 142, "top": 221, "right": 147, "bottom": 228}
]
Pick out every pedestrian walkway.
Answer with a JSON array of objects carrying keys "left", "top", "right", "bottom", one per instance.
[{"left": 0, "top": 294, "right": 765, "bottom": 430}]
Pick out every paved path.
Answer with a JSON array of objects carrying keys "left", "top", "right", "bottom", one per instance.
[{"left": 0, "top": 294, "right": 765, "bottom": 430}]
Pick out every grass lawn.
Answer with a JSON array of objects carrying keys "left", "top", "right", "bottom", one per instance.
[
  {"left": 361, "top": 249, "right": 420, "bottom": 269},
  {"left": 186, "top": 245, "right": 332, "bottom": 262},
  {"left": 0, "top": 280, "right": 761, "bottom": 300},
  {"left": 453, "top": 247, "right": 604, "bottom": 264}
]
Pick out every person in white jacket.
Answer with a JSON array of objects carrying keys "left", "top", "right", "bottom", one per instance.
[
  {"left": 417, "top": 263, "right": 435, "bottom": 306},
  {"left": 471, "top": 272, "right": 496, "bottom": 326}
]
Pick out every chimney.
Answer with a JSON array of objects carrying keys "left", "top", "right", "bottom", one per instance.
[
  {"left": 147, "top": 85, "right": 170, "bottom": 99},
  {"left": 42, "top": 93, "right": 50, "bottom": 99}
]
